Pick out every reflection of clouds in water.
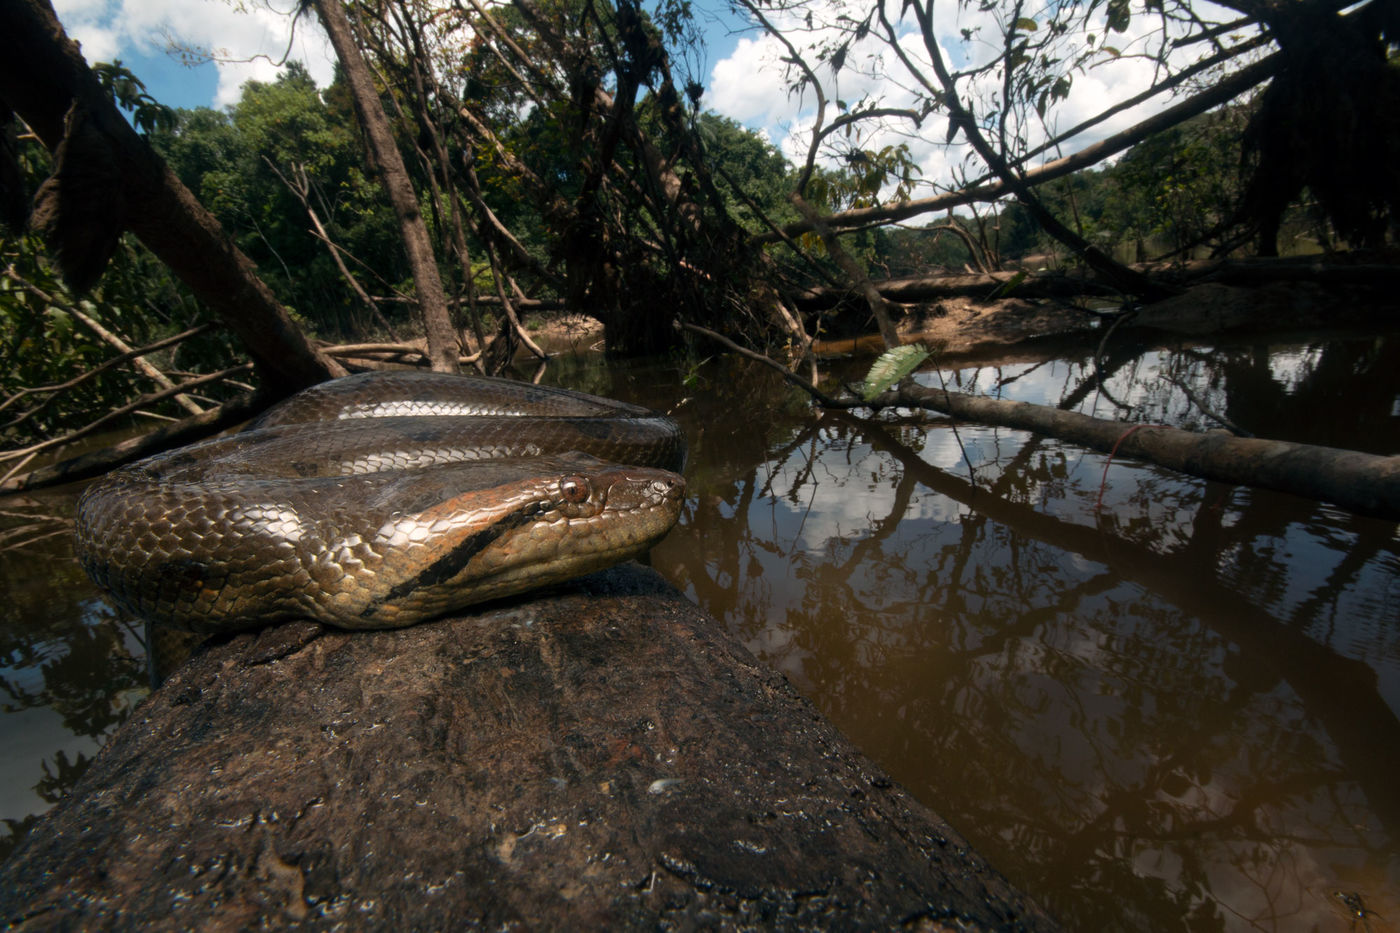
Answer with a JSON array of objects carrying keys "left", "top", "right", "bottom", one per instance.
[
  {"left": 762, "top": 433, "right": 973, "bottom": 554},
  {"left": 676, "top": 341, "right": 1400, "bottom": 926}
]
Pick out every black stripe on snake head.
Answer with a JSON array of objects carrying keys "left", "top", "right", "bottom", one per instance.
[{"left": 366, "top": 501, "right": 545, "bottom": 615}]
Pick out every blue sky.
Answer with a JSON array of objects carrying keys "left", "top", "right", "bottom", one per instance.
[
  {"left": 50, "top": 0, "right": 1227, "bottom": 190},
  {"left": 53, "top": 0, "right": 750, "bottom": 113}
]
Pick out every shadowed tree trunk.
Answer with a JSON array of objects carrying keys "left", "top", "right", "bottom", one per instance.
[
  {"left": 306, "top": 0, "right": 459, "bottom": 373},
  {"left": 0, "top": 0, "right": 344, "bottom": 398}
]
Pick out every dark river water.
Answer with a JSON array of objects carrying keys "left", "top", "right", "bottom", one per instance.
[{"left": 3, "top": 333, "right": 1398, "bottom": 930}]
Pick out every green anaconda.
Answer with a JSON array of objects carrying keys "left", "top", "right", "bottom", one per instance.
[{"left": 75, "top": 372, "right": 686, "bottom": 633}]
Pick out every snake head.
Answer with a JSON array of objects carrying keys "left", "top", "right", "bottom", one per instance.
[
  {"left": 349, "top": 455, "right": 685, "bottom": 627},
  {"left": 552, "top": 463, "right": 684, "bottom": 521}
]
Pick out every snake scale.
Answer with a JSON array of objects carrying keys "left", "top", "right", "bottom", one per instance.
[{"left": 75, "top": 372, "right": 686, "bottom": 633}]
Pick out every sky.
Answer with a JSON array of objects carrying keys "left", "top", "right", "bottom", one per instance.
[{"left": 49, "top": 0, "right": 1250, "bottom": 192}]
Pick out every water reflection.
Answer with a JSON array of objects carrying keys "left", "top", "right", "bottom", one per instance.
[
  {"left": 1, "top": 335, "right": 1397, "bottom": 929},
  {"left": 646, "top": 338, "right": 1400, "bottom": 930},
  {"left": 0, "top": 492, "right": 147, "bottom": 860}
]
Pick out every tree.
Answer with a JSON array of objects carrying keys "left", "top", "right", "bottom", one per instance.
[
  {"left": 154, "top": 66, "right": 408, "bottom": 340},
  {"left": 304, "top": 0, "right": 459, "bottom": 372},
  {"left": 0, "top": 0, "right": 343, "bottom": 398}
]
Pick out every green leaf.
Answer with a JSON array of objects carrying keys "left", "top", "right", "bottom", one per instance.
[
  {"left": 862, "top": 344, "right": 931, "bottom": 401},
  {"left": 1106, "top": 0, "right": 1131, "bottom": 33},
  {"left": 1014, "top": 17, "right": 1038, "bottom": 31},
  {"left": 991, "top": 270, "right": 1028, "bottom": 298}
]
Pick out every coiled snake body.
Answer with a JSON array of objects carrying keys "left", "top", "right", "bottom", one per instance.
[{"left": 75, "top": 372, "right": 686, "bottom": 633}]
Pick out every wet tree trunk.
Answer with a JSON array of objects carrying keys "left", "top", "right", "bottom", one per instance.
[
  {"left": 309, "top": 0, "right": 459, "bottom": 374},
  {"left": 0, "top": 564, "right": 1056, "bottom": 931},
  {"left": 0, "top": 0, "right": 343, "bottom": 398},
  {"left": 882, "top": 383, "right": 1400, "bottom": 520}
]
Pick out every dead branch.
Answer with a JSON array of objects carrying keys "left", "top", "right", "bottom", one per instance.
[
  {"left": 65, "top": 304, "right": 204, "bottom": 415},
  {"left": 752, "top": 53, "right": 1278, "bottom": 243},
  {"left": 0, "top": 363, "right": 254, "bottom": 470},
  {"left": 0, "top": 320, "right": 216, "bottom": 427},
  {"left": 793, "top": 268, "right": 1116, "bottom": 309},
  {"left": 481, "top": 233, "right": 548, "bottom": 363},
  {"left": 263, "top": 157, "right": 402, "bottom": 340},
  {"left": 680, "top": 322, "right": 841, "bottom": 406},
  {"left": 905, "top": 0, "right": 1171, "bottom": 301},
  {"left": 5, "top": 269, "right": 206, "bottom": 416},
  {"left": 0, "top": 391, "right": 262, "bottom": 494},
  {"left": 309, "top": 0, "right": 457, "bottom": 373},
  {"left": 1164, "top": 374, "right": 1253, "bottom": 437},
  {"left": 789, "top": 192, "right": 904, "bottom": 349},
  {"left": 0, "top": 0, "right": 343, "bottom": 394}
]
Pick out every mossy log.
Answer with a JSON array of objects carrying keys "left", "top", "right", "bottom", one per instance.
[{"left": 0, "top": 564, "right": 1055, "bottom": 931}]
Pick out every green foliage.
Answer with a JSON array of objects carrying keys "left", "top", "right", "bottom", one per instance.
[
  {"left": 150, "top": 64, "right": 403, "bottom": 339},
  {"left": 805, "top": 143, "right": 921, "bottom": 212},
  {"left": 877, "top": 220, "right": 988, "bottom": 274},
  {"left": 891, "top": 102, "right": 1257, "bottom": 269},
  {"left": 691, "top": 113, "right": 796, "bottom": 231},
  {"left": 1107, "top": 105, "right": 1249, "bottom": 255},
  {"left": 0, "top": 230, "right": 239, "bottom": 445},
  {"left": 0, "top": 125, "right": 241, "bottom": 446},
  {"left": 92, "top": 60, "right": 175, "bottom": 135}
]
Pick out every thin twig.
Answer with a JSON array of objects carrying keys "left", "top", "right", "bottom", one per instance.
[
  {"left": 679, "top": 323, "right": 843, "bottom": 407},
  {"left": 0, "top": 363, "right": 255, "bottom": 466}
]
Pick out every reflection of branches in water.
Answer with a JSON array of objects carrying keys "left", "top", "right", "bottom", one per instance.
[
  {"left": 726, "top": 412, "right": 1400, "bottom": 925},
  {"left": 0, "top": 507, "right": 72, "bottom": 552},
  {"left": 34, "top": 748, "right": 94, "bottom": 806},
  {"left": 0, "top": 749, "right": 98, "bottom": 864},
  {"left": 0, "top": 812, "right": 44, "bottom": 863},
  {"left": 856, "top": 415, "right": 1400, "bottom": 819},
  {"left": 657, "top": 352, "right": 1400, "bottom": 924},
  {"left": 0, "top": 618, "right": 145, "bottom": 740},
  {"left": 0, "top": 579, "right": 145, "bottom": 862}
]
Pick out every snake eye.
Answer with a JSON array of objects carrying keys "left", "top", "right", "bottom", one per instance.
[{"left": 560, "top": 475, "right": 590, "bottom": 504}]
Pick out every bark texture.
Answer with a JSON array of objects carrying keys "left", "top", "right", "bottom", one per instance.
[
  {"left": 0, "top": 0, "right": 343, "bottom": 397},
  {"left": 309, "top": 0, "right": 459, "bottom": 374},
  {"left": 0, "top": 564, "right": 1055, "bottom": 931}
]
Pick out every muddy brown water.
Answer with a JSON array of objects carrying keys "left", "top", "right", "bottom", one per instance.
[{"left": 2, "top": 333, "right": 1398, "bottom": 930}]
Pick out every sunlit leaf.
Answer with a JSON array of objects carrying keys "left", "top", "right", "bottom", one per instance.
[
  {"left": 991, "top": 270, "right": 1028, "bottom": 297},
  {"left": 862, "top": 344, "right": 930, "bottom": 400}
]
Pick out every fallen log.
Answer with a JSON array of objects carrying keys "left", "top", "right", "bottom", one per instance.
[
  {"left": 0, "top": 564, "right": 1055, "bottom": 931},
  {"left": 883, "top": 383, "right": 1400, "bottom": 520}
]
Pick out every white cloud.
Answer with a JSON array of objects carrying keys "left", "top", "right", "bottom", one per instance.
[
  {"left": 52, "top": 0, "right": 122, "bottom": 62},
  {"left": 53, "top": 0, "right": 337, "bottom": 110},
  {"left": 705, "top": 0, "right": 1261, "bottom": 191},
  {"left": 707, "top": 34, "right": 794, "bottom": 130}
]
